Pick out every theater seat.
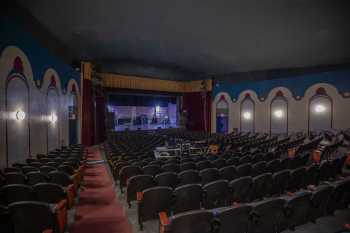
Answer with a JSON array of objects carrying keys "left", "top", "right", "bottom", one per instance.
[
  {"left": 327, "top": 178, "right": 350, "bottom": 214},
  {"left": 119, "top": 165, "right": 143, "bottom": 193},
  {"left": 212, "top": 159, "right": 226, "bottom": 169},
  {"left": 249, "top": 198, "right": 287, "bottom": 233},
  {"left": 251, "top": 161, "right": 267, "bottom": 177},
  {"left": 137, "top": 186, "right": 173, "bottom": 230},
  {"left": 215, "top": 205, "right": 251, "bottom": 233},
  {"left": 219, "top": 165, "right": 238, "bottom": 181},
  {"left": 4, "top": 172, "right": 26, "bottom": 185},
  {"left": 27, "top": 172, "right": 47, "bottom": 185},
  {"left": 309, "top": 185, "right": 334, "bottom": 222},
  {"left": 162, "top": 164, "right": 180, "bottom": 173},
  {"left": 305, "top": 164, "right": 320, "bottom": 186},
  {"left": 196, "top": 160, "right": 212, "bottom": 171},
  {"left": 199, "top": 168, "right": 220, "bottom": 185},
  {"left": 319, "top": 160, "right": 332, "bottom": 182},
  {"left": 173, "top": 184, "right": 202, "bottom": 214},
  {"left": 229, "top": 176, "right": 253, "bottom": 203},
  {"left": 236, "top": 163, "right": 252, "bottom": 177},
  {"left": 202, "top": 179, "right": 229, "bottom": 208},
  {"left": 22, "top": 166, "right": 39, "bottom": 174},
  {"left": 155, "top": 172, "right": 179, "bottom": 188},
  {"left": 180, "top": 162, "right": 197, "bottom": 171},
  {"left": 0, "top": 205, "right": 13, "bottom": 233},
  {"left": 284, "top": 191, "right": 312, "bottom": 230},
  {"left": 287, "top": 167, "right": 306, "bottom": 192},
  {"left": 178, "top": 169, "right": 201, "bottom": 185},
  {"left": 126, "top": 174, "right": 155, "bottom": 207},
  {"left": 1, "top": 184, "right": 35, "bottom": 204},
  {"left": 266, "top": 159, "right": 281, "bottom": 173},
  {"left": 271, "top": 169, "right": 290, "bottom": 196},
  {"left": 142, "top": 165, "right": 162, "bottom": 177},
  {"left": 252, "top": 173, "right": 273, "bottom": 200},
  {"left": 159, "top": 209, "right": 216, "bottom": 233},
  {"left": 8, "top": 201, "right": 61, "bottom": 233}
]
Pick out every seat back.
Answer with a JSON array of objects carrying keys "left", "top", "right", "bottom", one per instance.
[
  {"left": 127, "top": 175, "right": 155, "bottom": 205},
  {"left": 251, "top": 161, "right": 267, "bottom": 177},
  {"left": 266, "top": 159, "right": 281, "bottom": 173},
  {"left": 199, "top": 168, "right": 220, "bottom": 185},
  {"left": 40, "top": 166, "right": 57, "bottom": 175},
  {"left": 212, "top": 159, "right": 226, "bottom": 169},
  {"left": 48, "top": 171, "right": 72, "bottom": 187},
  {"left": 215, "top": 205, "right": 252, "bottom": 233},
  {"left": 178, "top": 170, "right": 200, "bottom": 185},
  {"left": 21, "top": 166, "right": 39, "bottom": 174},
  {"left": 219, "top": 165, "right": 238, "bottom": 181},
  {"left": 305, "top": 164, "right": 320, "bottom": 186},
  {"left": 196, "top": 161, "right": 212, "bottom": 171},
  {"left": 173, "top": 184, "right": 202, "bottom": 214},
  {"left": 155, "top": 172, "right": 179, "bottom": 188},
  {"left": 285, "top": 191, "right": 312, "bottom": 229},
  {"left": 165, "top": 210, "right": 214, "bottom": 233},
  {"left": 288, "top": 167, "right": 306, "bottom": 192},
  {"left": 142, "top": 165, "right": 162, "bottom": 177},
  {"left": 229, "top": 176, "right": 253, "bottom": 203},
  {"left": 33, "top": 183, "right": 66, "bottom": 204},
  {"left": 236, "top": 163, "right": 252, "bottom": 177},
  {"left": 5, "top": 172, "right": 26, "bottom": 185},
  {"left": 1, "top": 184, "right": 35, "bottom": 204},
  {"left": 252, "top": 173, "right": 273, "bottom": 200},
  {"left": 27, "top": 172, "right": 47, "bottom": 185},
  {"left": 202, "top": 180, "right": 229, "bottom": 208},
  {"left": 271, "top": 169, "right": 290, "bottom": 195},
  {"left": 180, "top": 162, "right": 197, "bottom": 171},
  {"left": 162, "top": 164, "right": 180, "bottom": 173},
  {"left": 8, "top": 201, "right": 58, "bottom": 233},
  {"left": 310, "top": 185, "right": 334, "bottom": 221}
]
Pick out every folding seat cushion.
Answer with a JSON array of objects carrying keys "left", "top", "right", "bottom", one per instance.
[
  {"left": 202, "top": 180, "right": 230, "bottom": 209},
  {"left": 219, "top": 165, "right": 238, "bottom": 181},
  {"left": 287, "top": 167, "right": 306, "bottom": 192},
  {"left": 27, "top": 171, "right": 47, "bottom": 185},
  {"left": 249, "top": 198, "right": 287, "bottom": 233},
  {"left": 180, "top": 162, "right": 197, "bottom": 171},
  {"left": 238, "top": 155, "right": 251, "bottom": 164},
  {"left": 309, "top": 185, "right": 334, "bottom": 221},
  {"left": 21, "top": 166, "right": 39, "bottom": 174},
  {"left": 236, "top": 163, "right": 252, "bottom": 177},
  {"left": 271, "top": 169, "right": 290, "bottom": 195},
  {"left": 137, "top": 186, "right": 173, "bottom": 230},
  {"left": 8, "top": 201, "right": 62, "bottom": 233},
  {"left": 196, "top": 160, "right": 212, "bottom": 171},
  {"left": 3, "top": 167, "right": 21, "bottom": 173},
  {"left": 142, "top": 165, "right": 162, "bottom": 177},
  {"left": 284, "top": 191, "right": 312, "bottom": 230},
  {"left": 251, "top": 161, "right": 267, "bottom": 177},
  {"left": 266, "top": 159, "right": 281, "bottom": 173},
  {"left": 327, "top": 178, "right": 350, "bottom": 214},
  {"left": 4, "top": 172, "right": 26, "bottom": 185},
  {"left": 214, "top": 205, "right": 251, "bottom": 233},
  {"left": 319, "top": 160, "right": 332, "bottom": 182},
  {"left": 119, "top": 165, "right": 143, "bottom": 192},
  {"left": 161, "top": 163, "right": 179, "bottom": 173},
  {"left": 229, "top": 176, "right": 253, "bottom": 203},
  {"left": 226, "top": 157, "right": 239, "bottom": 166},
  {"left": 199, "top": 168, "right": 220, "bottom": 185},
  {"left": 173, "top": 184, "right": 202, "bottom": 214},
  {"left": 1, "top": 184, "right": 36, "bottom": 204},
  {"left": 40, "top": 166, "right": 58, "bottom": 175},
  {"left": 155, "top": 172, "right": 179, "bottom": 188},
  {"left": 159, "top": 210, "right": 215, "bottom": 233},
  {"left": 212, "top": 159, "right": 226, "bottom": 169},
  {"left": 305, "top": 164, "right": 320, "bottom": 186},
  {"left": 252, "top": 173, "right": 273, "bottom": 200},
  {"left": 178, "top": 169, "right": 201, "bottom": 185},
  {"left": 127, "top": 175, "right": 156, "bottom": 207}
]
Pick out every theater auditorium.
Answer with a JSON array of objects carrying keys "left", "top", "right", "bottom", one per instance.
[{"left": 1, "top": 1, "right": 350, "bottom": 233}]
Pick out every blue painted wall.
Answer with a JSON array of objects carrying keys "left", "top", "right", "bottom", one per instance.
[
  {"left": 0, "top": 15, "right": 80, "bottom": 88},
  {"left": 214, "top": 70, "right": 350, "bottom": 99}
]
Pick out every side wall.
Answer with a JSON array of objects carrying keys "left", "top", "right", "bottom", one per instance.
[
  {"left": 0, "top": 16, "right": 81, "bottom": 168},
  {"left": 212, "top": 71, "right": 350, "bottom": 134}
]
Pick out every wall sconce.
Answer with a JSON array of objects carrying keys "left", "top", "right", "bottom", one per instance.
[
  {"left": 16, "top": 110, "right": 26, "bottom": 121},
  {"left": 273, "top": 109, "right": 284, "bottom": 119},
  {"left": 50, "top": 113, "right": 58, "bottom": 123},
  {"left": 242, "top": 111, "right": 252, "bottom": 120},
  {"left": 314, "top": 104, "right": 326, "bottom": 113}
]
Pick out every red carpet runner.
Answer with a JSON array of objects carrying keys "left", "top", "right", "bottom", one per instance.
[{"left": 70, "top": 146, "right": 133, "bottom": 233}]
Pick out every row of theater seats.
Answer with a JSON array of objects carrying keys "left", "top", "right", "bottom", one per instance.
[
  {"left": 0, "top": 144, "right": 85, "bottom": 233},
  {"left": 156, "top": 179, "right": 350, "bottom": 233},
  {"left": 126, "top": 156, "right": 346, "bottom": 208}
]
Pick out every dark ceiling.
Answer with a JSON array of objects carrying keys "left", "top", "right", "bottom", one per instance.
[{"left": 16, "top": 0, "right": 350, "bottom": 80}]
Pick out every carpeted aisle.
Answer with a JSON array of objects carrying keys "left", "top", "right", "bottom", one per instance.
[{"left": 70, "top": 146, "right": 133, "bottom": 233}]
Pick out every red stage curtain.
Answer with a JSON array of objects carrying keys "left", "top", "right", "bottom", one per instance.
[
  {"left": 182, "top": 92, "right": 211, "bottom": 132},
  {"left": 82, "top": 79, "right": 94, "bottom": 146},
  {"left": 95, "top": 95, "right": 106, "bottom": 143}
]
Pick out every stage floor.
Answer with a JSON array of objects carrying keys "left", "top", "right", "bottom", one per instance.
[{"left": 114, "top": 123, "right": 179, "bottom": 131}]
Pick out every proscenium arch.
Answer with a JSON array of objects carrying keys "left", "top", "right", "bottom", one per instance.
[
  {"left": 308, "top": 87, "right": 333, "bottom": 133},
  {"left": 5, "top": 57, "right": 31, "bottom": 166},
  {"left": 270, "top": 91, "right": 288, "bottom": 135},
  {"left": 240, "top": 93, "right": 255, "bottom": 133}
]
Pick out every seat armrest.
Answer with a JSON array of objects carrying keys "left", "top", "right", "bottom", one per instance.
[
  {"left": 287, "top": 192, "right": 295, "bottom": 196},
  {"left": 307, "top": 185, "right": 316, "bottom": 191},
  {"left": 42, "top": 229, "right": 53, "bottom": 233},
  {"left": 137, "top": 192, "right": 143, "bottom": 202},
  {"left": 54, "top": 200, "right": 68, "bottom": 233},
  {"left": 159, "top": 212, "right": 169, "bottom": 226}
]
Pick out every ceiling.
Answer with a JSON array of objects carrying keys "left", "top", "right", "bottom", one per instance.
[{"left": 17, "top": 0, "right": 350, "bottom": 80}]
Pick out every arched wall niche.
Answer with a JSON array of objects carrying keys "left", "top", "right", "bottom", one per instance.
[
  {"left": 216, "top": 95, "right": 229, "bottom": 133},
  {"left": 240, "top": 93, "right": 255, "bottom": 133},
  {"left": 308, "top": 87, "right": 333, "bottom": 133},
  {"left": 5, "top": 56, "right": 31, "bottom": 166},
  {"left": 212, "top": 92, "right": 232, "bottom": 133},
  {"left": 270, "top": 90, "right": 288, "bottom": 135},
  {"left": 67, "top": 79, "right": 80, "bottom": 145}
]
